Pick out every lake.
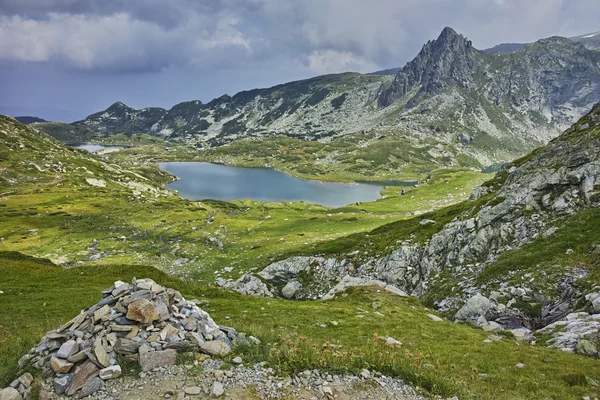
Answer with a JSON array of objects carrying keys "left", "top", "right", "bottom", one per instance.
[
  {"left": 159, "top": 162, "right": 385, "bottom": 208},
  {"left": 71, "top": 144, "right": 126, "bottom": 153}
]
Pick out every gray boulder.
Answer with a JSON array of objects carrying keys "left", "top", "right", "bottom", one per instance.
[
  {"left": 454, "top": 293, "right": 494, "bottom": 325},
  {"left": 281, "top": 280, "right": 302, "bottom": 299}
]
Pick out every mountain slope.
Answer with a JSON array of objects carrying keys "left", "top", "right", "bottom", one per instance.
[
  {"left": 230, "top": 104, "right": 600, "bottom": 346},
  {"left": 59, "top": 28, "right": 600, "bottom": 169}
]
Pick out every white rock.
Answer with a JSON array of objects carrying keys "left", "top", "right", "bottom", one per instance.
[{"left": 99, "top": 365, "right": 122, "bottom": 380}]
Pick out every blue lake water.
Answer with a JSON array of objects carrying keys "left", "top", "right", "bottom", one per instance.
[
  {"left": 72, "top": 144, "right": 126, "bottom": 152},
  {"left": 159, "top": 162, "right": 385, "bottom": 208}
]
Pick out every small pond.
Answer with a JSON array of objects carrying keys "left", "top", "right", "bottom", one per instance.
[{"left": 159, "top": 162, "right": 386, "bottom": 208}]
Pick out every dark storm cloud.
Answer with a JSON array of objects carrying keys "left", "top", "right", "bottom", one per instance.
[
  {"left": 1, "top": 0, "right": 599, "bottom": 121},
  {"left": 1, "top": 0, "right": 599, "bottom": 74}
]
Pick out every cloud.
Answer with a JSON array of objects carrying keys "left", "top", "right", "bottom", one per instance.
[{"left": 0, "top": 0, "right": 599, "bottom": 75}]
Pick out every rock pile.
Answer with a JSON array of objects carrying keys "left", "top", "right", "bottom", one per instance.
[{"left": 17, "top": 278, "right": 246, "bottom": 399}]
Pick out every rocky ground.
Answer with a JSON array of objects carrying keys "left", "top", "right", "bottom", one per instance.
[{"left": 39, "top": 360, "right": 430, "bottom": 400}]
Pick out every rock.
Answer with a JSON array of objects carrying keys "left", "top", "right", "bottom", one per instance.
[
  {"left": 218, "top": 274, "right": 274, "bottom": 298},
  {"left": 515, "top": 363, "right": 526, "bottom": 368},
  {"left": 360, "top": 369, "right": 371, "bottom": 379},
  {"left": 211, "top": 381, "right": 225, "bottom": 398},
  {"left": 385, "top": 337, "right": 402, "bottom": 347},
  {"left": 93, "top": 304, "right": 110, "bottom": 321},
  {"left": 281, "top": 280, "right": 302, "bottom": 299},
  {"left": 426, "top": 313, "right": 443, "bottom": 322},
  {"left": 454, "top": 293, "right": 494, "bottom": 325},
  {"left": 114, "top": 338, "right": 141, "bottom": 355},
  {"left": 575, "top": 339, "right": 598, "bottom": 357},
  {"left": 54, "top": 375, "right": 73, "bottom": 395},
  {"left": 56, "top": 340, "right": 79, "bottom": 360},
  {"left": 39, "top": 390, "right": 51, "bottom": 400},
  {"left": 77, "top": 377, "right": 104, "bottom": 398},
  {"left": 0, "top": 388, "right": 21, "bottom": 400},
  {"left": 419, "top": 219, "right": 436, "bottom": 225},
  {"left": 18, "top": 372, "right": 34, "bottom": 388},
  {"left": 126, "top": 299, "right": 159, "bottom": 323},
  {"left": 94, "top": 345, "right": 110, "bottom": 368},
  {"left": 99, "top": 365, "right": 122, "bottom": 380},
  {"left": 139, "top": 349, "right": 177, "bottom": 371},
  {"left": 50, "top": 356, "right": 74, "bottom": 373},
  {"left": 232, "top": 356, "right": 243, "bottom": 365},
  {"left": 184, "top": 386, "right": 202, "bottom": 395},
  {"left": 66, "top": 360, "right": 100, "bottom": 396},
  {"left": 200, "top": 340, "right": 231, "bottom": 356},
  {"left": 85, "top": 178, "right": 106, "bottom": 188}
]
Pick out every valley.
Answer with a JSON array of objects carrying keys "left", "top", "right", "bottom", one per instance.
[{"left": 1, "top": 20, "right": 600, "bottom": 400}]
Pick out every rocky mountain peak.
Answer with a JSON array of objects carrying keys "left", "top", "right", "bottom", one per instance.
[{"left": 378, "top": 27, "right": 478, "bottom": 107}]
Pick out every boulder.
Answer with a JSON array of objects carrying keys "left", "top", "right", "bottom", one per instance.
[
  {"left": 126, "top": 299, "right": 159, "bottom": 323},
  {"left": 575, "top": 339, "right": 598, "bottom": 357},
  {"left": 454, "top": 293, "right": 494, "bottom": 325},
  {"left": 281, "top": 280, "right": 302, "bottom": 299},
  {"left": 139, "top": 349, "right": 177, "bottom": 371}
]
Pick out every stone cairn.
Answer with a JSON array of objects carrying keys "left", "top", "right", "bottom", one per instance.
[{"left": 9, "top": 278, "right": 248, "bottom": 399}]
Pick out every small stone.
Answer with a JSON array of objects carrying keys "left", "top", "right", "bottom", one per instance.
[
  {"left": 18, "top": 372, "right": 34, "bottom": 388},
  {"left": 139, "top": 349, "right": 177, "bottom": 371},
  {"left": 232, "top": 356, "right": 243, "bottom": 364},
  {"left": 126, "top": 299, "right": 159, "bottom": 323},
  {"left": 93, "top": 304, "right": 111, "bottom": 321},
  {"left": 99, "top": 365, "right": 122, "bottom": 380},
  {"left": 50, "top": 356, "right": 74, "bottom": 373},
  {"left": 426, "top": 313, "right": 443, "bottom": 322},
  {"left": 515, "top": 363, "right": 526, "bottom": 368},
  {"left": 360, "top": 369, "right": 371, "bottom": 379},
  {"left": 94, "top": 345, "right": 111, "bottom": 367},
  {"left": 56, "top": 340, "right": 79, "bottom": 359},
  {"left": 184, "top": 386, "right": 202, "bottom": 395},
  {"left": 211, "top": 381, "right": 225, "bottom": 398}
]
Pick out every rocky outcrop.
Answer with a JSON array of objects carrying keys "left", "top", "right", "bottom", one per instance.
[
  {"left": 378, "top": 27, "right": 478, "bottom": 107},
  {"left": 19, "top": 278, "right": 250, "bottom": 399}
]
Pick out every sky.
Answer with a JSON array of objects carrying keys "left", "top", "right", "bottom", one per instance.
[{"left": 0, "top": 0, "right": 599, "bottom": 122}]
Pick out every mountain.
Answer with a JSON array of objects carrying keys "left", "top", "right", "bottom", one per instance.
[
  {"left": 58, "top": 27, "right": 600, "bottom": 168},
  {"left": 14, "top": 116, "right": 47, "bottom": 124},
  {"left": 484, "top": 30, "right": 600, "bottom": 53},
  {"left": 571, "top": 31, "right": 600, "bottom": 50}
]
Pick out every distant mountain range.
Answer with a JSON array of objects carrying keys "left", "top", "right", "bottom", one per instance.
[
  {"left": 15, "top": 116, "right": 47, "bottom": 124},
  {"left": 37, "top": 27, "right": 600, "bottom": 168},
  {"left": 484, "top": 30, "right": 600, "bottom": 53}
]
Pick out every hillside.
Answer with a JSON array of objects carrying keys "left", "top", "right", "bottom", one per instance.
[
  {"left": 222, "top": 104, "right": 600, "bottom": 354},
  {"left": 49, "top": 27, "right": 600, "bottom": 172}
]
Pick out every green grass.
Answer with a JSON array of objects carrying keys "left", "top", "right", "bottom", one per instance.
[{"left": 1, "top": 251, "right": 599, "bottom": 400}]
